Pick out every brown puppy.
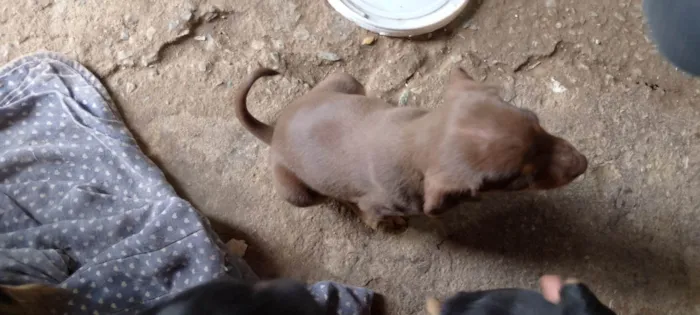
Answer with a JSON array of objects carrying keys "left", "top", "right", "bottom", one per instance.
[{"left": 235, "top": 67, "right": 587, "bottom": 229}]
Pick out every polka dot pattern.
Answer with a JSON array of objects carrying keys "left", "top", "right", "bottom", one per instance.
[
  {"left": 0, "top": 53, "right": 256, "bottom": 314},
  {"left": 309, "top": 281, "right": 374, "bottom": 315}
]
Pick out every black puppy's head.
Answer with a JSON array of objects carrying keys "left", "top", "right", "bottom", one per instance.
[
  {"left": 560, "top": 283, "right": 616, "bottom": 315},
  {"left": 431, "top": 289, "right": 558, "bottom": 315},
  {"left": 251, "top": 279, "right": 323, "bottom": 315},
  {"left": 141, "top": 278, "right": 322, "bottom": 315},
  {"left": 428, "top": 281, "right": 617, "bottom": 315}
]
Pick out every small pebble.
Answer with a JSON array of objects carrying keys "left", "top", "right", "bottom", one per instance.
[
  {"left": 604, "top": 74, "right": 615, "bottom": 85},
  {"left": 202, "top": 12, "right": 219, "bottom": 22},
  {"left": 120, "top": 30, "right": 129, "bottom": 41},
  {"left": 146, "top": 27, "right": 157, "bottom": 41},
  {"left": 197, "top": 61, "right": 209, "bottom": 72},
  {"left": 272, "top": 40, "right": 285, "bottom": 50},
  {"left": 317, "top": 51, "right": 341, "bottom": 62},
  {"left": 125, "top": 82, "right": 136, "bottom": 94},
  {"left": 268, "top": 51, "right": 282, "bottom": 69},
  {"left": 294, "top": 27, "right": 310, "bottom": 41},
  {"left": 177, "top": 29, "right": 190, "bottom": 38},
  {"left": 168, "top": 21, "right": 179, "bottom": 31},
  {"left": 205, "top": 37, "right": 217, "bottom": 51},
  {"left": 251, "top": 40, "right": 265, "bottom": 50},
  {"left": 142, "top": 52, "right": 159, "bottom": 66},
  {"left": 361, "top": 36, "right": 377, "bottom": 46},
  {"left": 123, "top": 14, "right": 138, "bottom": 26},
  {"left": 181, "top": 11, "right": 193, "bottom": 22},
  {"left": 117, "top": 50, "right": 131, "bottom": 61},
  {"left": 613, "top": 12, "right": 626, "bottom": 22},
  {"left": 399, "top": 90, "right": 411, "bottom": 106},
  {"left": 194, "top": 35, "right": 206, "bottom": 41}
]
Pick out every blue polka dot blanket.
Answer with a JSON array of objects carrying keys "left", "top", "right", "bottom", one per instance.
[{"left": 0, "top": 53, "right": 373, "bottom": 314}]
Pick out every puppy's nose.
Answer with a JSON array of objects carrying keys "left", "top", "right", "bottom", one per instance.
[{"left": 567, "top": 153, "right": 588, "bottom": 179}]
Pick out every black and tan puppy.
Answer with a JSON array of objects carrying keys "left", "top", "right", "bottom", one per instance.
[
  {"left": 0, "top": 283, "right": 69, "bottom": 315},
  {"left": 140, "top": 278, "right": 322, "bottom": 315},
  {"left": 427, "top": 278, "right": 616, "bottom": 315},
  {"left": 235, "top": 68, "right": 587, "bottom": 229}
]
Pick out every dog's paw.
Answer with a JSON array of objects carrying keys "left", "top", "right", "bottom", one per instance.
[
  {"left": 350, "top": 204, "right": 408, "bottom": 232},
  {"left": 225, "top": 238, "right": 248, "bottom": 257},
  {"left": 358, "top": 211, "right": 382, "bottom": 230},
  {"left": 377, "top": 216, "right": 408, "bottom": 232}
]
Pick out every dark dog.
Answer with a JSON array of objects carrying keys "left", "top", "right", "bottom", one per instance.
[
  {"left": 235, "top": 68, "right": 587, "bottom": 229},
  {"left": 427, "top": 279, "right": 616, "bottom": 315},
  {"left": 140, "top": 278, "right": 322, "bottom": 315},
  {"left": 0, "top": 283, "right": 69, "bottom": 315}
]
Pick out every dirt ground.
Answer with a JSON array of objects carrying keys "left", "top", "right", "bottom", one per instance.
[{"left": 2, "top": 0, "right": 699, "bottom": 314}]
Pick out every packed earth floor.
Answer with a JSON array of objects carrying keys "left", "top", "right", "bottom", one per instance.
[{"left": 1, "top": 0, "right": 699, "bottom": 314}]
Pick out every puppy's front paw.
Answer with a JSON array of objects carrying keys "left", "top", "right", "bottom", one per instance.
[
  {"left": 226, "top": 238, "right": 248, "bottom": 257},
  {"left": 361, "top": 214, "right": 407, "bottom": 232},
  {"left": 350, "top": 203, "right": 408, "bottom": 232},
  {"left": 357, "top": 210, "right": 382, "bottom": 230},
  {"left": 377, "top": 216, "right": 408, "bottom": 232}
]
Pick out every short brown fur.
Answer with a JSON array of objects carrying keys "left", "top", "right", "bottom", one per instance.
[
  {"left": 0, "top": 284, "right": 70, "bottom": 315},
  {"left": 235, "top": 67, "right": 587, "bottom": 229}
]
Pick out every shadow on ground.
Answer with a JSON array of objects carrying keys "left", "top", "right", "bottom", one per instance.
[{"left": 410, "top": 191, "right": 689, "bottom": 311}]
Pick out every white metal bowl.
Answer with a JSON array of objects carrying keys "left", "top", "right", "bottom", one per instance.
[{"left": 327, "top": 0, "right": 470, "bottom": 37}]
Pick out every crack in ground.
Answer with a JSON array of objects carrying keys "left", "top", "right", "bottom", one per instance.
[
  {"left": 104, "top": 8, "right": 233, "bottom": 78},
  {"left": 148, "top": 9, "right": 233, "bottom": 67},
  {"left": 513, "top": 40, "right": 564, "bottom": 73}
]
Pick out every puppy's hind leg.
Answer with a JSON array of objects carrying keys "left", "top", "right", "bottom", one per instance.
[
  {"left": 316, "top": 73, "right": 366, "bottom": 95},
  {"left": 272, "top": 164, "right": 323, "bottom": 207},
  {"left": 356, "top": 197, "right": 407, "bottom": 232}
]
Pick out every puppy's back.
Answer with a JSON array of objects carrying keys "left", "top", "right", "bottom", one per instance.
[{"left": 441, "top": 289, "right": 559, "bottom": 315}]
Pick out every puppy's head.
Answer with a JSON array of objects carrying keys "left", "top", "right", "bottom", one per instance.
[
  {"left": 424, "top": 68, "right": 587, "bottom": 214},
  {"left": 427, "top": 280, "right": 616, "bottom": 315},
  {"left": 559, "top": 282, "right": 617, "bottom": 315},
  {"left": 430, "top": 289, "right": 559, "bottom": 315}
]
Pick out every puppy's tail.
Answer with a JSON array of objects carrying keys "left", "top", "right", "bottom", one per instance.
[{"left": 234, "top": 68, "right": 280, "bottom": 145}]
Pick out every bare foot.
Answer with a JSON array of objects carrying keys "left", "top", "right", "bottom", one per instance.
[
  {"left": 425, "top": 297, "right": 441, "bottom": 315},
  {"left": 539, "top": 274, "right": 563, "bottom": 304}
]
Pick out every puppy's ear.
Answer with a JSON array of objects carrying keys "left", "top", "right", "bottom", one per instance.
[
  {"left": 423, "top": 176, "right": 479, "bottom": 216},
  {"left": 426, "top": 297, "right": 441, "bottom": 315},
  {"left": 560, "top": 282, "right": 617, "bottom": 315}
]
